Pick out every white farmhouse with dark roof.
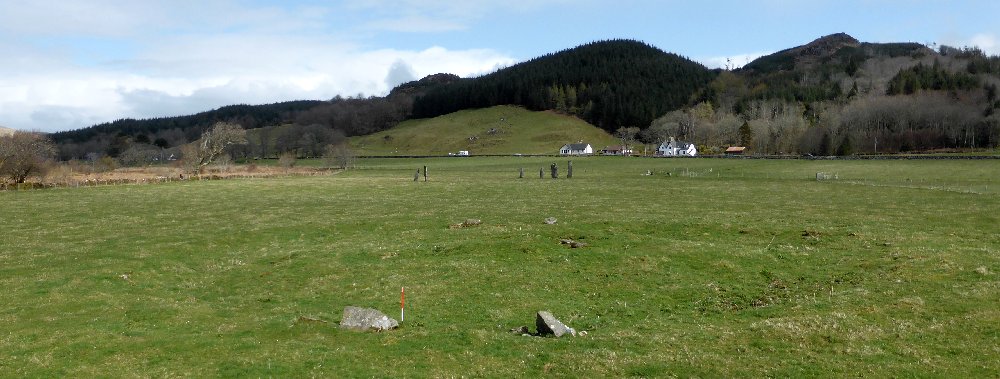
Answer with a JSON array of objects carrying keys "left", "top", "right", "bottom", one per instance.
[
  {"left": 657, "top": 138, "right": 697, "bottom": 156},
  {"left": 559, "top": 143, "right": 593, "bottom": 155}
]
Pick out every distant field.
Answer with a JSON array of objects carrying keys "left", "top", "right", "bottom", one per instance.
[
  {"left": 350, "top": 105, "right": 620, "bottom": 156},
  {"left": 2, "top": 157, "right": 998, "bottom": 377}
]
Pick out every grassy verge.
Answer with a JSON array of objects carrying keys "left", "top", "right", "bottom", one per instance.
[{"left": 1, "top": 157, "right": 997, "bottom": 376}]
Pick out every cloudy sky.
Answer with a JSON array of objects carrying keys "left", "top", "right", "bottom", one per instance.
[{"left": 2, "top": 0, "right": 999, "bottom": 133}]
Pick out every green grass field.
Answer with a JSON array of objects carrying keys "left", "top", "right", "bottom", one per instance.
[
  {"left": 350, "top": 105, "right": 620, "bottom": 156},
  {"left": 2, "top": 157, "right": 998, "bottom": 377}
]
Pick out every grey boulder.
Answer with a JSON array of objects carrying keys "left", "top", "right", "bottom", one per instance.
[
  {"left": 536, "top": 311, "right": 575, "bottom": 337},
  {"left": 340, "top": 306, "right": 399, "bottom": 332}
]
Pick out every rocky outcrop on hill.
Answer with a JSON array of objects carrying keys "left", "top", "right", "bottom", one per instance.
[{"left": 793, "top": 32, "right": 861, "bottom": 58}]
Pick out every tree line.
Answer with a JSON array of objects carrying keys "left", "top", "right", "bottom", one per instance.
[{"left": 50, "top": 73, "right": 458, "bottom": 162}]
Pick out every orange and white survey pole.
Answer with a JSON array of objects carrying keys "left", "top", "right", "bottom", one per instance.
[{"left": 400, "top": 287, "right": 405, "bottom": 322}]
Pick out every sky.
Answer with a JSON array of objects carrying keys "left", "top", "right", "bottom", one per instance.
[{"left": 2, "top": 0, "right": 999, "bottom": 133}]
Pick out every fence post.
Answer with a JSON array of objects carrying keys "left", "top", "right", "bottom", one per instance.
[
  {"left": 423, "top": 166, "right": 428, "bottom": 182},
  {"left": 519, "top": 167, "right": 524, "bottom": 179}
]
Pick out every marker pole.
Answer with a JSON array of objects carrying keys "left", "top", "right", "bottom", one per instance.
[{"left": 400, "top": 287, "right": 405, "bottom": 322}]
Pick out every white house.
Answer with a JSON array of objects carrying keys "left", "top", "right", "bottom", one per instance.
[
  {"left": 657, "top": 139, "right": 697, "bottom": 156},
  {"left": 559, "top": 143, "right": 593, "bottom": 155}
]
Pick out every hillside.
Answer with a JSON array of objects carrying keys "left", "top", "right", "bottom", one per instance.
[
  {"left": 0, "top": 126, "right": 15, "bottom": 137},
  {"left": 728, "top": 33, "right": 937, "bottom": 104},
  {"left": 351, "top": 105, "right": 619, "bottom": 155},
  {"left": 679, "top": 33, "right": 1000, "bottom": 155},
  {"left": 412, "top": 39, "right": 717, "bottom": 132}
]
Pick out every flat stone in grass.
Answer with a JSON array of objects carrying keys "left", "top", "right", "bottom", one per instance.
[
  {"left": 449, "top": 218, "right": 482, "bottom": 229},
  {"left": 340, "top": 306, "right": 399, "bottom": 332},
  {"left": 559, "top": 239, "right": 587, "bottom": 248},
  {"left": 536, "top": 311, "right": 575, "bottom": 337}
]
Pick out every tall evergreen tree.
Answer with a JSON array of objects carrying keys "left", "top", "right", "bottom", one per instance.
[{"left": 738, "top": 121, "right": 753, "bottom": 147}]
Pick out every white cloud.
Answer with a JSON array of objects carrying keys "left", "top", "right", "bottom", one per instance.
[
  {"left": 385, "top": 60, "right": 417, "bottom": 88},
  {"left": 0, "top": 1, "right": 518, "bottom": 133},
  {"left": 969, "top": 33, "right": 999, "bottom": 55},
  {"left": 940, "top": 33, "right": 1000, "bottom": 55},
  {"left": 0, "top": 42, "right": 515, "bottom": 132}
]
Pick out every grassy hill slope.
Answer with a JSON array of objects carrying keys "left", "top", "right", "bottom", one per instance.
[
  {"left": 350, "top": 105, "right": 619, "bottom": 155},
  {"left": 0, "top": 126, "right": 15, "bottom": 136}
]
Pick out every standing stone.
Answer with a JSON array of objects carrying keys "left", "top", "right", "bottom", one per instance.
[
  {"left": 519, "top": 167, "right": 524, "bottom": 179},
  {"left": 550, "top": 163, "right": 558, "bottom": 179},
  {"left": 341, "top": 306, "right": 399, "bottom": 332},
  {"left": 567, "top": 161, "right": 573, "bottom": 178},
  {"left": 536, "top": 311, "right": 575, "bottom": 337},
  {"left": 414, "top": 169, "right": 420, "bottom": 181},
  {"left": 539, "top": 168, "right": 544, "bottom": 179}
]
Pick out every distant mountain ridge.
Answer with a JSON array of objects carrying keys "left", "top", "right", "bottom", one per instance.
[
  {"left": 46, "top": 34, "right": 1000, "bottom": 158},
  {"left": 741, "top": 33, "right": 932, "bottom": 75}
]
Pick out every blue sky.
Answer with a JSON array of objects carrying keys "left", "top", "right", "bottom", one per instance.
[{"left": 1, "top": 0, "right": 998, "bottom": 133}]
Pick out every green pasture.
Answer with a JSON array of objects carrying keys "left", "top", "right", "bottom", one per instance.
[
  {"left": 2, "top": 157, "right": 998, "bottom": 377},
  {"left": 350, "top": 105, "right": 620, "bottom": 156}
]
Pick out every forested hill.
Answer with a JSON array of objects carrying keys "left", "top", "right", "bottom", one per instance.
[
  {"left": 719, "top": 33, "right": 936, "bottom": 106},
  {"left": 663, "top": 33, "right": 1000, "bottom": 155},
  {"left": 50, "top": 73, "right": 459, "bottom": 159},
  {"left": 52, "top": 101, "right": 325, "bottom": 145},
  {"left": 411, "top": 40, "right": 717, "bottom": 132}
]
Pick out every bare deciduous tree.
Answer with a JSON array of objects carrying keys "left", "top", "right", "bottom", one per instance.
[
  {"left": 615, "top": 126, "right": 640, "bottom": 152},
  {"left": 278, "top": 152, "right": 297, "bottom": 171},
  {"left": 183, "top": 122, "right": 247, "bottom": 172},
  {"left": 119, "top": 144, "right": 159, "bottom": 167},
  {"left": 323, "top": 143, "right": 355, "bottom": 169},
  {"left": 0, "top": 131, "right": 56, "bottom": 183}
]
